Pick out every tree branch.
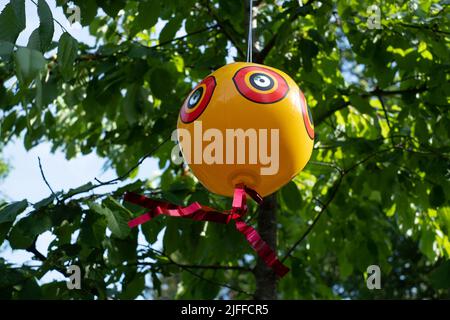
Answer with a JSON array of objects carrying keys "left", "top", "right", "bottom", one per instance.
[
  {"left": 315, "top": 100, "right": 350, "bottom": 126},
  {"left": 397, "top": 22, "right": 450, "bottom": 36},
  {"left": 75, "top": 25, "right": 220, "bottom": 63},
  {"left": 202, "top": 0, "right": 246, "bottom": 59},
  {"left": 377, "top": 94, "right": 395, "bottom": 146},
  {"left": 149, "top": 25, "right": 220, "bottom": 49},
  {"left": 282, "top": 174, "right": 343, "bottom": 262},
  {"left": 30, "top": 0, "right": 69, "bottom": 34},
  {"left": 137, "top": 261, "right": 252, "bottom": 272},
  {"left": 26, "top": 238, "right": 49, "bottom": 263},
  {"left": 256, "top": 1, "right": 317, "bottom": 63},
  {"left": 315, "top": 85, "right": 431, "bottom": 126},
  {"left": 25, "top": 238, "right": 101, "bottom": 297},
  {"left": 282, "top": 146, "right": 396, "bottom": 261},
  {"left": 38, "top": 157, "right": 60, "bottom": 202},
  {"left": 60, "top": 136, "right": 171, "bottom": 202},
  {"left": 145, "top": 247, "right": 252, "bottom": 296}
]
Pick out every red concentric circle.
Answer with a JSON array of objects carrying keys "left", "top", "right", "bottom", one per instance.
[
  {"left": 232, "top": 66, "right": 289, "bottom": 104},
  {"left": 180, "top": 76, "right": 216, "bottom": 123},
  {"left": 299, "top": 90, "right": 314, "bottom": 140}
]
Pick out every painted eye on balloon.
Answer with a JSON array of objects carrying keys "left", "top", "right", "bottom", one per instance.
[
  {"left": 299, "top": 90, "right": 314, "bottom": 140},
  {"left": 180, "top": 76, "right": 216, "bottom": 123},
  {"left": 232, "top": 66, "right": 289, "bottom": 104}
]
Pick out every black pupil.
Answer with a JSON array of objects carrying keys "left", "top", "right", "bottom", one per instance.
[
  {"left": 249, "top": 73, "right": 274, "bottom": 91},
  {"left": 188, "top": 87, "right": 203, "bottom": 108}
]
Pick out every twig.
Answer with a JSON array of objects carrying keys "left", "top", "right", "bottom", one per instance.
[
  {"left": 315, "top": 85, "right": 431, "bottom": 126},
  {"left": 397, "top": 22, "right": 450, "bottom": 36},
  {"left": 38, "top": 156, "right": 60, "bottom": 202},
  {"left": 25, "top": 237, "right": 100, "bottom": 297},
  {"left": 26, "top": 238, "right": 49, "bottom": 262},
  {"left": 60, "top": 136, "right": 171, "bottom": 201},
  {"left": 151, "top": 25, "right": 219, "bottom": 49},
  {"left": 75, "top": 26, "right": 220, "bottom": 63},
  {"left": 377, "top": 95, "right": 392, "bottom": 131},
  {"left": 182, "top": 266, "right": 252, "bottom": 297},
  {"left": 137, "top": 261, "right": 252, "bottom": 272},
  {"left": 377, "top": 94, "right": 395, "bottom": 147},
  {"left": 92, "top": 136, "right": 171, "bottom": 186},
  {"left": 146, "top": 247, "right": 252, "bottom": 296},
  {"left": 202, "top": 0, "right": 246, "bottom": 58},
  {"left": 30, "top": 0, "right": 69, "bottom": 34},
  {"left": 282, "top": 146, "right": 396, "bottom": 261},
  {"left": 282, "top": 174, "right": 343, "bottom": 262},
  {"left": 256, "top": 0, "right": 318, "bottom": 62},
  {"left": 308, "top": 160, "right": 344, "bottom": 175}
]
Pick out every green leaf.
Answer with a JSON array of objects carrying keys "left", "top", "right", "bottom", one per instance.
[
  {"left": 281, "top": 181, "right": 302, "bottom": 211},
  {"left": 96, "top": 0, "right": 126, "bottom": 17},
  {"left": 51, "top": 204, "right": 82, "bottom": 226},
  {"left": 159, "top": 17, "right": 183, "bottom": 44},
  {"left": 119, "top": 274, "right": 145, "bottom": 299},
  {"left": 419, "top": 227, "right": 436, "bottom": 261},
  {"left": 338, "top": 251, "right": 353, "bottom": 278},
  {"left": 429, "top": 185, "right": 445, "bottom": 208},
  {"left": 0, "top": 200, "right": 28, "bottom": 224},
  {"left": 149, "top": 67, "right": 174, "bottom": 99},
  {"left": 123, "top": 84, "right": 140, "bottom": 125},
  {"left": 0, "top": 200, "right": 28, "bottom": 244},
  {"left": 163, "top": 220, "right": 180, "bottom": 255},
  {"left": 16, "top": 277, "right": 42, "bottom": 299},
  {"left": 300, "top": 38, "right": 319, "bottom": 72},
  {"left": 27, "top": 0, "right": 54, "bottom": 52},
  {"left": 104, "top": 196, "right": 132, "bottom": 218},
  {"left": 350, "top": 95, "right": 372, "bottom": 114},
  {"left": 106, "top": 236, "right": 137, "bottom": 265},
  {"left": 8, "top": 210, "right": 52, "bottom": 249},
  {"left": 429, "top": 260, "right": 450, "bottom": 290},
  {"left": 65, "top": 182, "right": 93, "bottom": 198},
  {"left": 0, "top": 264, "right": 27, "bottom": 289},
  {"left": 14, "top": 47, "right": 46, "bottom": 86},
  {"left": 0, "top": 40, "right": 14, "bottom": 58},
  {"left": 57, "top": 32, "right": 78, "bottom": 79},
  {"left": 78, "top": 212, "right": 106, "bottom": 248},
  {"left": 386, "top": 203, "right": 396, "bottom": 217},
  {"left": 141, "top": 218, "right": 163, "bottom": 244},
  {"left": 27, "top": 29, "right": 41, "bottom": 51},
  {"left": 90, "top": 201, "right": 130, "bottom": 239},
  {"left": 0, "top": 0, "right": 25, "bottom": 44},
  {"left": 132, "top": 0, "right": 160, "bottom": 35},
  {"left": 33, "top": 195, "right": 55, "bottom": 210},
  {"left": 70, "top": 0, "right": 97, "bottom": 26}
]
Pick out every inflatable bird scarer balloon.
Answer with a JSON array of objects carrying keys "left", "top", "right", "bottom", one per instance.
[
  {"left": 124, "top": 62, "right": 314, "bottom": 277},
  {"left": 178, "top": 62, "right": 314, "bottom": 197}
]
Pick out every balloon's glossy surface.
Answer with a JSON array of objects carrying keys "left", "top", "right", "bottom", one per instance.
[{"left": 177, "top": 62, "right": 314, "bottom": 197}]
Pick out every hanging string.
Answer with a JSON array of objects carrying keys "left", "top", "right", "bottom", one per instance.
[{"left": 246, "top": 0, "right": 253, "bottom": 62}]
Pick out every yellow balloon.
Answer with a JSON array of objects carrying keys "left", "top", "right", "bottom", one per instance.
[{"left": 177, "top": 62, "right": 314, "bottom": 197}]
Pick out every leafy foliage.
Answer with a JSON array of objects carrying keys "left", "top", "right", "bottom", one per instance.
[{"left": 0, "top": 0, "right": 449, "bottom": 299}]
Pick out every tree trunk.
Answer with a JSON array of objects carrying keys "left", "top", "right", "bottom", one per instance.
[{"left": 253, "top": 193, "right": 278, "bottom": 300}]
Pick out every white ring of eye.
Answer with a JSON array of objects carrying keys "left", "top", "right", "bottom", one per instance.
[
  {"left": 253, "top": 75, "right": 272, "bottom": 88},
  {"left": 189, "top": 90, "right": 202, "bottom": 105}
]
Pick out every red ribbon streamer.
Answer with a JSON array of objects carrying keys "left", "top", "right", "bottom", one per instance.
[{"left": 124, "top": 185, "right": 289, "bottom": 277}]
